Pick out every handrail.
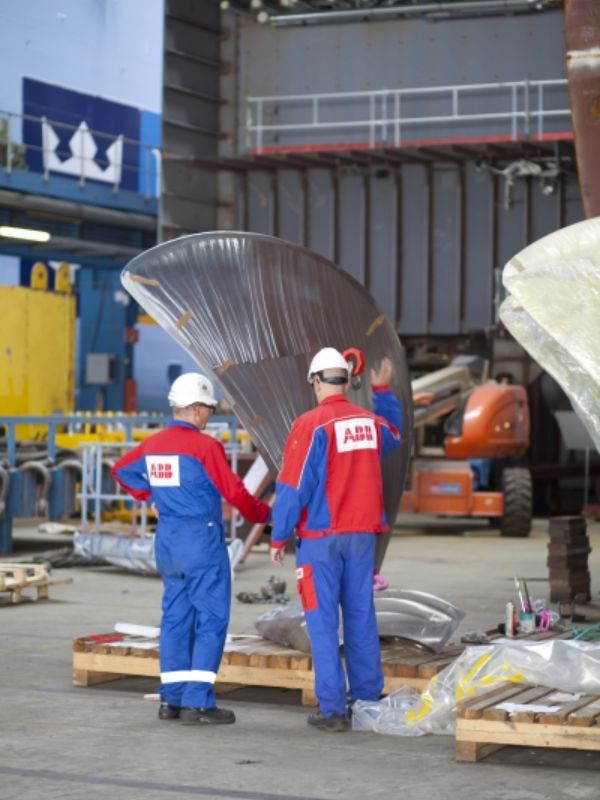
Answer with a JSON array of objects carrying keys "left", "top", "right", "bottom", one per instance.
[
  {"left": 0, "top": 109, "right": 160, "bottom": 197},
  {"left": 246, "top": 78, "right": 570, "bottom": 152}
]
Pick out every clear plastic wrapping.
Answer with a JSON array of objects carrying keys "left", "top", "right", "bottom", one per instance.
[
  {"left": 352, "top": 639, "right": 600, "bottom": 736},
  {"left": 499, "top": 217, "right": 600, "bottom": 452},
  {"left": 121, "top": 232, "right": 413, "bottom": 567},
  {"left": 73, "top": 531, "right": 243, "bottom": 578},
  {"left": 352, "top": 687, "right": 426, "bottom": 736},
  {"left": 73, "top": 531, "right": 157, "bottom": 574}
]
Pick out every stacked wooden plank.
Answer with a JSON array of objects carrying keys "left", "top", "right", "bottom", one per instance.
[
  {"left": 0, "top": 562, "right": 72, "bottom": 604},
  {"left": 547, "top": 516, "right": 592, "bottom": 602},
  {"left": 456, "top": 683, "right": 600, "bottom": 762}
]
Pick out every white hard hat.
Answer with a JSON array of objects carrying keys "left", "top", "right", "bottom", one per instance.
[
  {"left": 307, "top": 347, "right": 349, "bottom": 383},
  {"left": 168, "top": 372, "right": 218, "bottom": 408}
]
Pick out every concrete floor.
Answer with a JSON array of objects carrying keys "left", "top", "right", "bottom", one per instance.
[{"left": 1, "top": 516, "right": 599, "bottom": 800}]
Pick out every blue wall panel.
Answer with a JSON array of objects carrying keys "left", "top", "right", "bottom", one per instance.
[{"left": 23, "top": 78, "right": 141, "bottom": 192}]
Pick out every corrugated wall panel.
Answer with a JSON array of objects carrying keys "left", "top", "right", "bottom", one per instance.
[
  {"left": 495, "top": 178, "right": 529, "bottom": 270},
  {"left": 276, "top": 169, "right": 304, "bottom": 245},
  {"left": 338, "top": 172, "right": 365, "bottom": 286},
  {"left": 398, "top": 165, "right": 429, "bottom": 334},
  {"left": 160, "top": 0, "right": 220, "bottom": 240},
  {"left": 246, "top": 171, "right": 275, "bottom": 235},
  {"left": 564, "top": 175, "right": 585, "bottom": 226},
  {"left": 463, "top": 163, "right": 495, "bottom": 332},
  {"left": 368, "top": 173, "right": 397, "bottom": 324},
  {"left": 430, "top": 166, "right": 462, "bottom": 335},
  {"left": 238, "top": 164, "right": 583, "bottom": 336},
  {"left": 306, "top": 169, "right": 334, "bottom": 260}
]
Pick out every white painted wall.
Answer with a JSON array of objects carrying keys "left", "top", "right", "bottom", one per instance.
[{"left": 0, "top": 0, "right": 164, "bottom": 118}]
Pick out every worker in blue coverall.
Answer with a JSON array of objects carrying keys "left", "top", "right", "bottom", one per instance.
[
  {"left": 270, "top": 348, "right": 402, "bottom": 732},
  {"left": 112, "top": 373, "right": 271, "bottom": 725}
]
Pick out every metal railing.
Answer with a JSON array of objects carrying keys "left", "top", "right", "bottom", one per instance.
[
  {"left": 246, "top": 79, "right": 570, "bottom": 152},
  {"left": 1, "top": 413, "right": 167, "bottom": 467},
  {"left": 78, "top": 420, "right": 241, "bottom": 539},
  {"left": 0, "top": 110, "right": 160, "bottom": 197}
]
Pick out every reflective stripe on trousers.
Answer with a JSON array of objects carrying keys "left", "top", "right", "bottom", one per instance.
[{"left": 155, "top": 519, "right": 231, "bottom": 708}]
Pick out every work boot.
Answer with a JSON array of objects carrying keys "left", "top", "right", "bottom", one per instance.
[
  {"left": 307, "top": 710, "right": 349, "bottom": 732},
  {"left": 158, "top": 702, "right": 180, "bottom": 720},
  {"left": 180, "top": 706, "right": 236, "bottom": 725}
]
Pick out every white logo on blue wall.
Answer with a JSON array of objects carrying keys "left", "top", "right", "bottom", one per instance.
[
  {"left": 22, "top": 77, "right": 160, "bottom": 194},
  {"left": 41, "top": 118, "right": 123, "bottom": 185}
]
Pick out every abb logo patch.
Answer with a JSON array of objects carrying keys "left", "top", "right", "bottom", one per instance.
[
  {"left": 334, "top": 418, "right": 377, "bottom": 452},
  {"left": 146, "top": 455, "right": 180, "bottom": 486}
]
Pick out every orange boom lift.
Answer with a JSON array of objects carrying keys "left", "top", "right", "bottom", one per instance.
[{"left": 400, "top": 357, "right": 532, "bottom": 537}]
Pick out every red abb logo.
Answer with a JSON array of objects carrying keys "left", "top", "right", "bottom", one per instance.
[
  {"left": 149, "top": 463, "right": 173, "bottom": 480},
  {"left": 334, "top": 418, "right": 377, "bottom": 452},
  {"left": 343, "top": 424, "right": 374, "bottom": 445},
  {"left": 146, "top": 456, "right": 180, "bottom": 486}
]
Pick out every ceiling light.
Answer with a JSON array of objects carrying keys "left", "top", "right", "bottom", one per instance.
[{"left": 0, "top": 225, "right": 51, "bottom": 242}]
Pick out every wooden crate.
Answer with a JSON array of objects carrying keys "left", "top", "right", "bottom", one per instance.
[
  {"left": 456, "top": 683, "right": 600, "bottom": 762},
  {"left": 0, "top": 562, "right": 73, "bottom": 604},
  {"left": 72, "top": 633, "right": 465, "bottom": 703}
]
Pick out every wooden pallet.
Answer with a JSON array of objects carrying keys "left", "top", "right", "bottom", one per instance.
[
  {"left": 456, "top": 683, "right": 600, "bottom": 762},
  {"left": 0, "top": 562, "right": 73, "bottom": 604},
  {"left": 72, "top": 633, "right": 465, "bottom": 703}
]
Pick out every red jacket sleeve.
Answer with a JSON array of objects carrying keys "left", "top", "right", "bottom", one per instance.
[
  {"left": 202, "top": 440, "right": 271, "bottom": 524},
  {"left": 111, "top": 443, "right": 152, "bottom": 502}
]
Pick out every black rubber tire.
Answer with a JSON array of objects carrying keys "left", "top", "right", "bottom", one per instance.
[{"left": 499, "top": 467, "right": 532, "bottom": 538}]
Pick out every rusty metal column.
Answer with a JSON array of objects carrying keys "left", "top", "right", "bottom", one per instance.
[{"left": 565, "top": 0, "right": 600, "bottom": 218}]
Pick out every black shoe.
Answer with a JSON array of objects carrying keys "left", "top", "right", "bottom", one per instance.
[
  {"left": 307, "top": 711, "right": 349, "bottom": 732},
  {"left": 180, "top": 706, "right": 236, "bottom": 725},
  {"left": 158, "top": 702, "right": 180, "bottom": 720}
]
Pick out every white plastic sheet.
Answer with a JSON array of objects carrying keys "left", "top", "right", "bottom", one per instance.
[
  {"left": 499, "top": 217, "right": 600, "bottom": 452},
  {"left": 352, "top": 639, "right": 600, "bottom": 736},
  {"left": 73, "top": 531, "right": 244, "bottom": 578}
]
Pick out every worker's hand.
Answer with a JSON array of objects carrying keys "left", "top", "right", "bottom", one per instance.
[
  {"left": 270, "top": 546, "right": 285, "bottom": 567},
  {"left": 150, "top": 502, "right": 159, "bottom": 520},
  {"left": 370, "top": 357, "right": 393, "bottom": 388}
]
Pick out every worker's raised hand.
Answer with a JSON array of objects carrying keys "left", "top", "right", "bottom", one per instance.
[
  {"left": 370, "top": 357, "right": 393, "bottom": 388},
  {"left": 270, "top": 546, "right": 285, "bottom": 567}
]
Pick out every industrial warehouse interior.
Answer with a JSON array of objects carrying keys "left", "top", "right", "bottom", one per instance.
[{"left": 1, "top": 1, "right": 600, "bottom": 799}]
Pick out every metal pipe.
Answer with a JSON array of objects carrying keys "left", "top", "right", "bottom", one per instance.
[
  {"left": 268, "top": 0, "right": 557, "bottom": 26},
  {"left": 0, "top": 189, "right": 156, "bottom": 231}
]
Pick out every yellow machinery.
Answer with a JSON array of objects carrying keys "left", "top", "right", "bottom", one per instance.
[{"left": 0, "top": 263, "right": 75, "bottom": 440}]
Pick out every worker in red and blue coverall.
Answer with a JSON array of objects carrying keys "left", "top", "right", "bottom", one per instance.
[
  {"left": 270, "top": 348, "right": 402, "bottom": 732},
  {"left": 112, "top": 373, "right": 270, "bottom": 726}
]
